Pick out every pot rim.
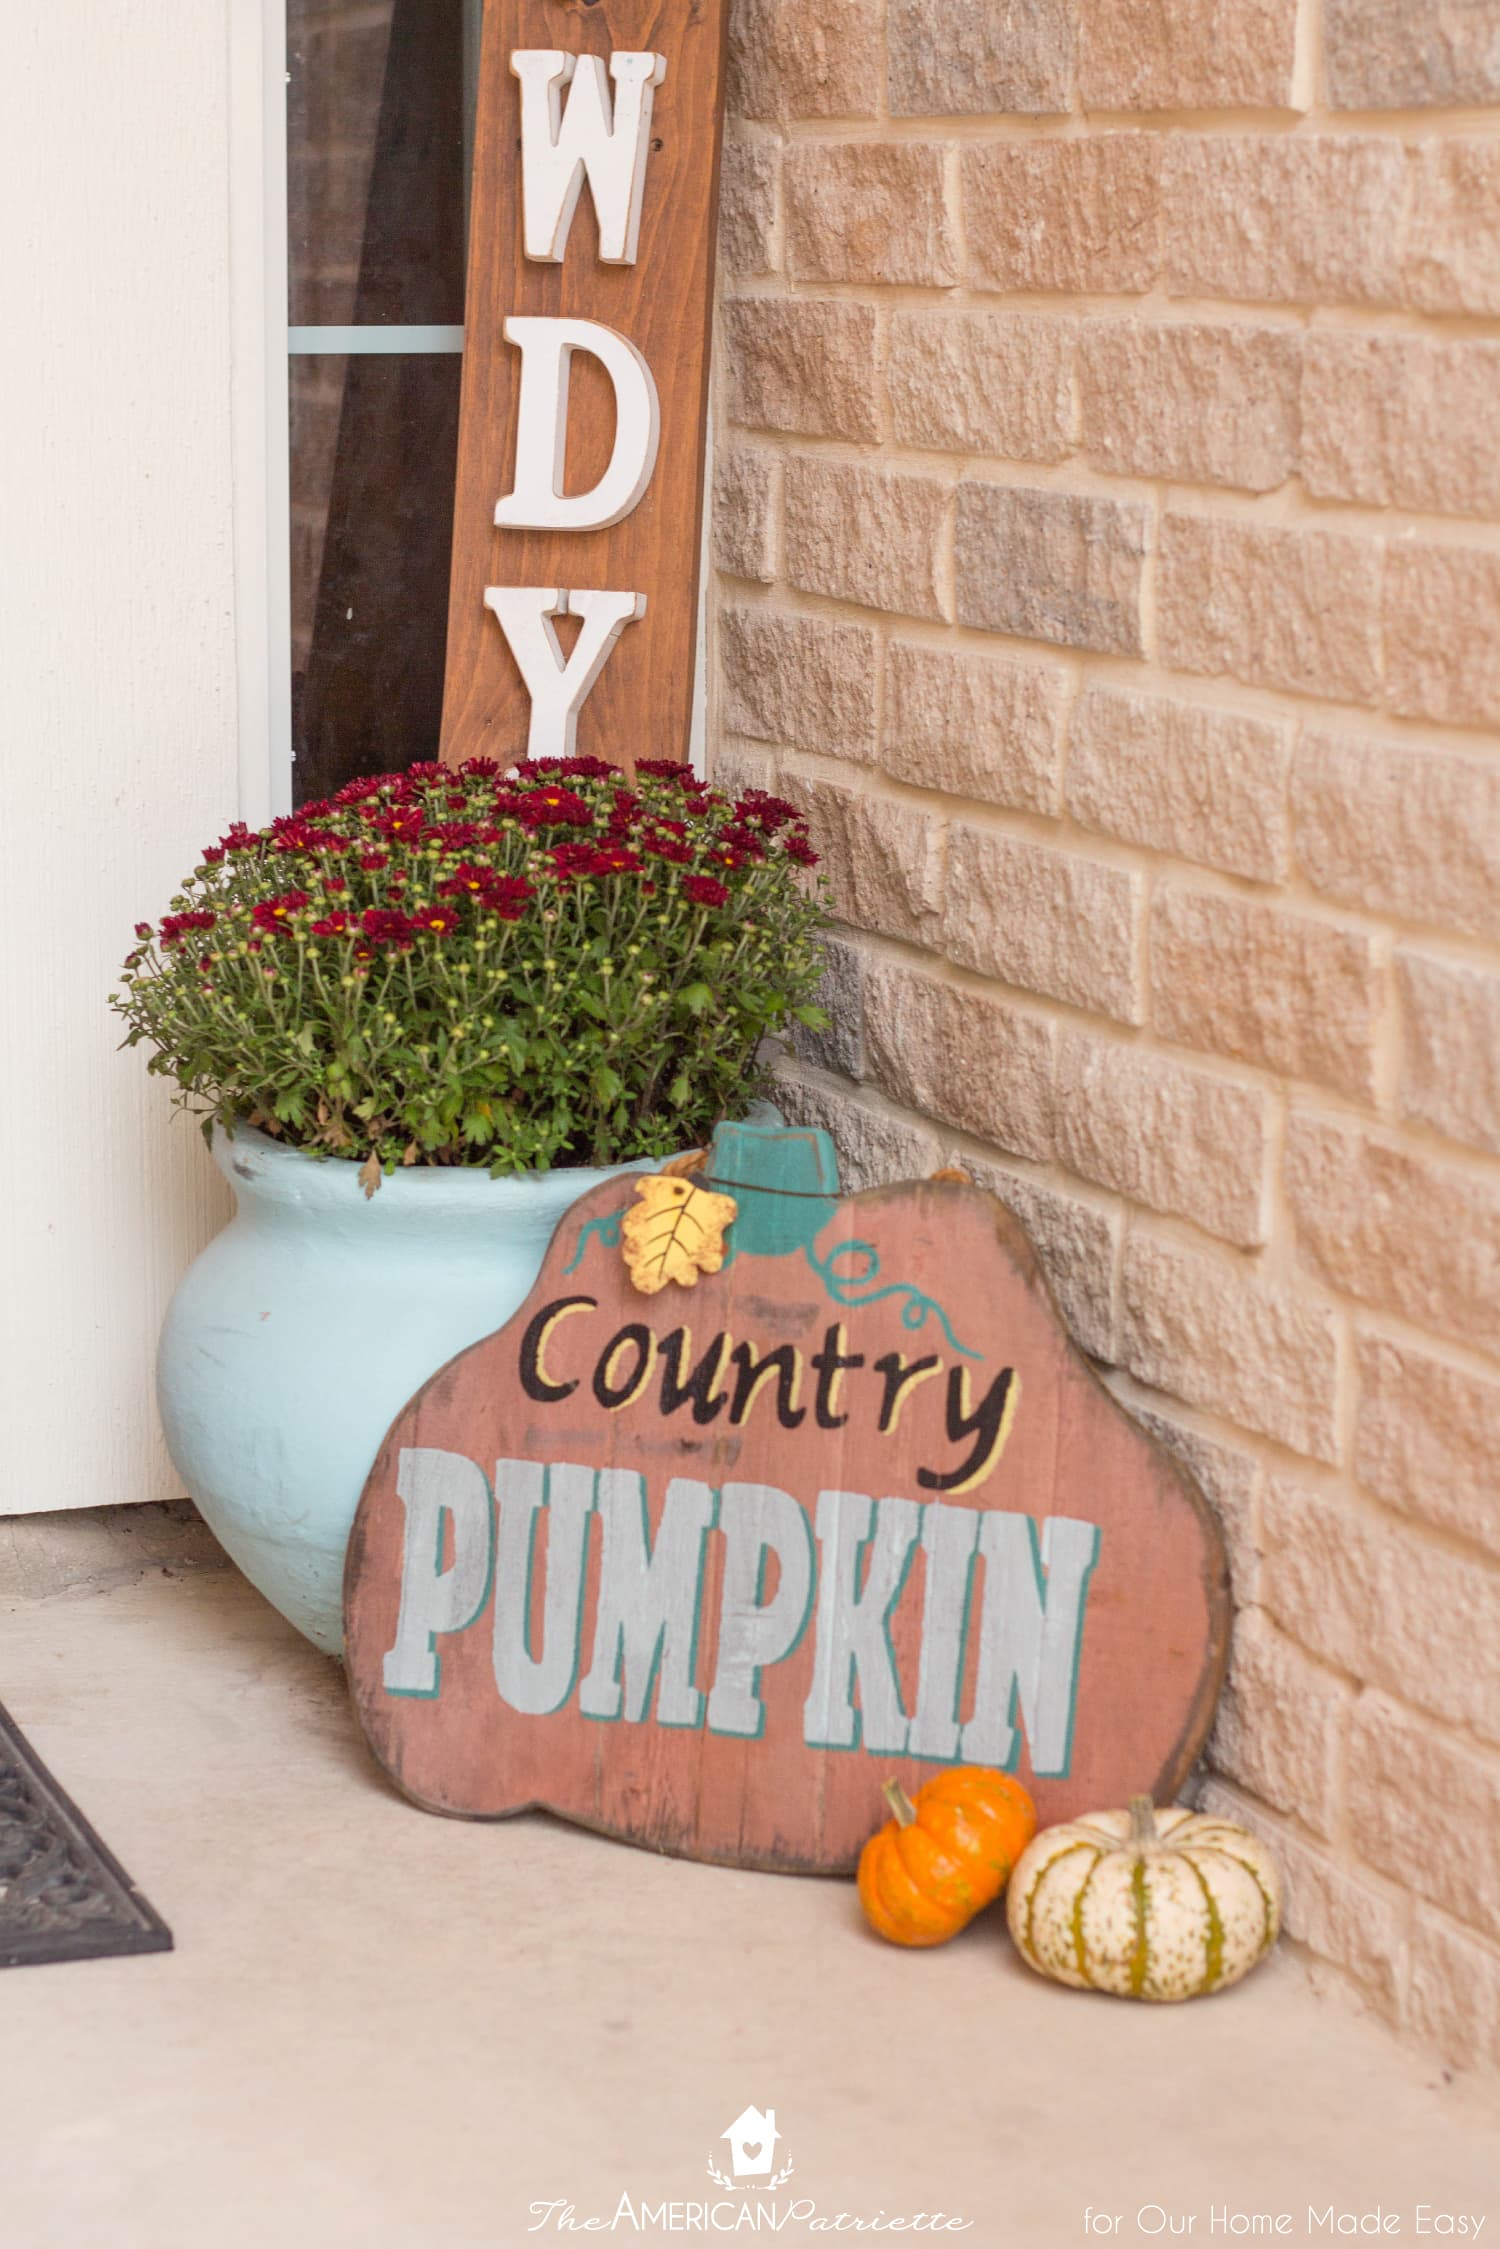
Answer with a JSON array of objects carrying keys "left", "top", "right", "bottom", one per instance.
[{"left": 210, "top": 1119, "right": 659, "bottom": 1217}]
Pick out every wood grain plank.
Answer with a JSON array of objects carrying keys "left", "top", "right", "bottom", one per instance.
[{"left": 439, "top": 0, "right": 729, "bottom": 772}]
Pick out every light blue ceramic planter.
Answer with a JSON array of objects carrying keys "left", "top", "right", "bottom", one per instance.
[{"left": 157, "top": 1124, "right": 660, "bottom": 1655}]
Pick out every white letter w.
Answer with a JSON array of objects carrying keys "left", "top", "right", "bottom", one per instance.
[{"left": 511, "top": 49, "right": 667, "bottom": 266}]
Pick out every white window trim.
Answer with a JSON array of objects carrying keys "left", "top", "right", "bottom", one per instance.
[{"left": 228, "top": 0, "right": 293, "bottom": 826}]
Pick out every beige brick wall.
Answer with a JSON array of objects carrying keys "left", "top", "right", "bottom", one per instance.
[{"left": 708, "top": 0, "right": 1500, "bottom": 2073}]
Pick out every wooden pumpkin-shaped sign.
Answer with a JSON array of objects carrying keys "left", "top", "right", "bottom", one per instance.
[{"left": 344, "top": 1124, "right": 1230, "bottom": 1872}]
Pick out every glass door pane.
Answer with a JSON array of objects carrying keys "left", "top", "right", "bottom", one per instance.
[{"left": 286, "top": 0, "right": 474, "bottom": 805}]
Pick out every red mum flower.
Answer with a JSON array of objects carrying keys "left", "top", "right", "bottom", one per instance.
[
  {"left": 333, "top": 775, "right": 387, "bottom": 806},
  {"left": 783, "top": 832, "right": 819, "bottom": 866},
  {"left": 414, "top": 904, "right": 460, "bottom": 936},
  {"left": 636, "top": 759, "right": 696, "bottom": 783},
  {"left": 374, "top": 806, "right": 424, "bottom": 842},
  {"left": 358, "top": 849, "right": 389, "bottom": 873},
  {"left": 269, "top": 819, "right": 334, "bottom": 857},
  {"left": 458, "top": 755, "right": 502, "bottom": 779},
  {"left": 516, "top": 786, "right": 591, "bottom": 829},
  {"left": 479, "top": 874, "right": 534, "bottom": 920},
  {"left": 309, "top": 911, "right": 350, "bottom": 937},
  {"left": 682, "top": 874, "right": 729, "bottom": 909},
  {"left": 438, "top": 860, "right": 492, "bottom": 899},
  {"left": 405, "top": 761, "right": 447, "bottom": 782},
  {"left": 360, "top": 906, "right": 414, "bottom": 950},
  {"left": 735, "top": 790, "right": 800, "bottom": 833},
  {"left": 592, "top": 845, "right": 642, "bottom": 876},
  {"left": 547, "top": 842, "right": 604, "bottom": 882},
  {"left": 157, "top": 909, "right": 217, "bottom": 947},
  {"left": 250, "top": 891, "right": 309, "bottom": 933},
  {"left": 201, "top": 845, "right": 225, "bottom": 866},
  {"left": 221, "top": 822, "right": 260, "bottom": 855}
]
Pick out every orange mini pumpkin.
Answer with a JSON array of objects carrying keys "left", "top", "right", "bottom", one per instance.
[{"left": 858, "top": 1769, "right": 1038, "bottom": 1947}]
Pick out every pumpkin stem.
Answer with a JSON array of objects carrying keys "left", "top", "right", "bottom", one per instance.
[
  {"left": 882, "top": 1778, "right": 918, "bottom": 1828},
  {"left": 1129, "top": 1794, "right": 1158, "bottom": 1849}
]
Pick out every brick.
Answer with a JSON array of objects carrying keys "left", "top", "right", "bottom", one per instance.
[
  {"left": 1398, "top": 950, "right": 1500, "bottom": 1158},
  {"left": 1208, "top": 1610, "right": 1351, "bottom": 1837},
  {"left": 888, "top": 0, "right": 1073, "bottom": 116},
  {"left": 1287, "top": 1115, "right": 1500, "bottom": 1357},
  {"left": 1262, "top": 1475, "right": 1500, "bottom": 1746},
  {"left": 795, "top": 776, "right": 946, "bottom": 950},
  {"left": 1304, "top": 334, "right": 1500, "bottom": 520},
  {"left": 708, "top": 740, "right": 774, "bottom": 800},
  {"left": 1357, "top": 1334, "right": 1500, "bottom": 1561},
  {"left": 964, "top": 136, "right": 1162, "bottom": 296},
  {"left": 718, "top": 607, "right": 878, "bottom": 764},
  {"left": 863, "top": 958, "right": 1055, "bottom": 1163},
  {"left": 886, "top": 312, "right": 1073, "bottom": 463},
  {"left": 956, "top": 485, "right": 1148, "bottom": 658},
  {"left": 960, "top": 1157, "right": 1119, "bottom": 1361},
  {"left": 717, "top": 142, "right": 778, "bottom": 277},
  {"left": 1386, "top": 541, "right": 1500, "bottom": 728},
  {"left": 1080, "top": 321, "right": 1300, "bottom": 493},
  {"left": 1325, "top": 0, "right": 1500, "bottom": 110},
  {"left": 1292, "top": 733, "right": 1500, "bottom": 945},
  {"left": 1348, "top": 1692, "right": 1500, "bottom": 1937},
  {"left": 1164, "top": 136, "right": 1405, "bottom": 307},
  {"left": 1126, "top": 1410, "right": 1263, "bottom": 1606},
  {"left": 712, "top": 446, "right": 778, "bottom": 583},
  {"left": 883, "top": 642, "right": 1064, "bottom": 816},
  {"left": 772, "top": 1072, "right": 944, "bottom": 1194},
  {"left": 722, "top": 297, "right": 878, "bottom": 443},
  {"left": 785, "top": 144, "right": 957, "bottom": 288},
  {"left": 784, "top": 459, "right": 950, "bottom": 623},
  {"left": 1159, "top": 514, "right": 1383, "bottom": 707},
  {"left": 1197, "top": 1782, "right": 1406, "bottom": 2014},
  {"left": 1406, "top": 1914, "right": 1500, "bottom": 2073},
  {"left": 1120, "top": 1230, "right": 1341, "bottom": 1459},
  {"left": 1150, "top": 885, "right": 1382, "bottom": 1104},
  {"left": 727, "top": 0, "right": 883, "bottom": 123},
  {"left": 945, "top": 827, "right": 1143, "bottom": 1021},
  {"left": 1055, "top": 1032, "right": 1270, "bottom": 1247},
  {"left": 1080, "top": 0, "right": 1299, "bottom": 111},
  {"left": 1404, "top": 140, "right": 1500, "bottom": 316},
  {"left": 1067, "top": 685, "right": 1291, "bottom": 884},
  {"left": 792, "top": 935, "right": 864, "bottom": 1081}
]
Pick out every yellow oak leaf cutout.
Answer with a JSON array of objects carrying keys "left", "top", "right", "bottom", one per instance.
[{"left": 621, "top": 1174, "right": 739, "bottom": 1296}]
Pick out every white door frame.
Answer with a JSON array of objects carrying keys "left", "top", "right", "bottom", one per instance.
[{"left": 228, "top": 0, "right": 293, "bottom": 827}]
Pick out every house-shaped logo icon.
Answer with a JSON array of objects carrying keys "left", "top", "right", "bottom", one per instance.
[{"left": 721, "top": 2106, "right": 779, "bottom": 2180}]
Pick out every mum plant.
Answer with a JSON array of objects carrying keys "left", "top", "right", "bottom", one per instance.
[{"left": 112, "top": 756, "right": 827, "bottom": 1181}]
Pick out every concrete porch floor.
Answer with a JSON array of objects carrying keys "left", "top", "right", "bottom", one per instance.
[{"left": 0, "top": 1509, "right": 1495, "bottom": 2249}]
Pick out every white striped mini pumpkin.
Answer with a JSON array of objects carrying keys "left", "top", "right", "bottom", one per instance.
[{"left": 1005, "top": 1797, "right": 1281, "bottom": 2002}]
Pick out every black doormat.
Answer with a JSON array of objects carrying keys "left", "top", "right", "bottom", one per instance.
[{"left": 0, "top": 1697, "right": 172, "bottom": 1968}]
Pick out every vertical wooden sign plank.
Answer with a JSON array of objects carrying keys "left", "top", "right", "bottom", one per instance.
[{"left": 439, "top": 0, "right": 729, "bottom": 772}]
